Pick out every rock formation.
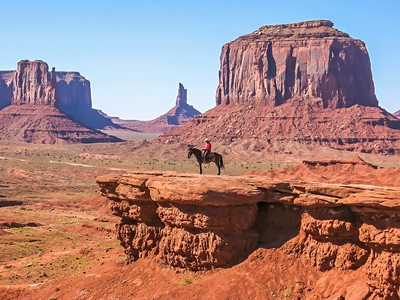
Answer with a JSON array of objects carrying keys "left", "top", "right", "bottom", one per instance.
[
  {"left": 13, "top": 60, "right": 56, "bottom": 106},
  {"left": 159, "top": 20, "right": 400, "bottom": 154},
  {"left": 0, "top": 60, "right": 122, "bottom": 143},
  {"left": 394, "top": 110, "right": 400, "bottom": 118},
  {"left": 0, "top": 71, "right": 14, "bottom": 109},
  {"left": 215, "top": 20, "right": 377, "bottom": 108},
  {"left": 112, "top": 83, "right": 201, "bottom": 133},
  {"left": 150, "top": 82, "right": 201, "bottom": 126},
  {"left": 0, "top": 60, "right": 118, "bottom": 130},
  {"left": 97, "top": 170, "right": 400, "bottom": 299}
]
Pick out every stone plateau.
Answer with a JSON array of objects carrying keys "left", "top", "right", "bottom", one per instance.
[
  {"left": 215, "top": 20, "right": 377, "bottom": 108},
  {"left": 97, "top": 170, "right": 400, "bottom": 299}
]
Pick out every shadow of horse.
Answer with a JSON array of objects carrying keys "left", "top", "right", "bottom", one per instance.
[{"left": 187, "top": 147, "right": 224, "bottom": 175}]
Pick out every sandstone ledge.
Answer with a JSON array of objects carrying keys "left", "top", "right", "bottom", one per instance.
[{"left": 97, "top": 171, "right": 400, "bottom": 299}]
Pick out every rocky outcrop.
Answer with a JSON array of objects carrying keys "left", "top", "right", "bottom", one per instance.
[
  {"left": 55, "top": 70, "right": 116, "bottom": 129},
  {"left": 0, "top": 71, "right": 14, "bottom": 109},
  {"left": 215, "top": 20, "right": 378, "bottom": 108},
  {"left": 113, "top": 83, "right": 201, "bottom": 134},
  {"left": 97, "top": 171, "right": 400, "bottom": 299},
  {"left": 394, "top": 110, "right": 400, "bottom": 118},
  {"left": 151, "top": 82, "right": 201, "bottom": 126},
  {"left": 55, "top": 71, "right": 91, "bottom": 112},
  {"left": 159, "top": 20, "right": 400, "bottom": 154},
  {"left": 13, "top": 60, "right": 56, "bottom": 106},
  {"left": 1, "top": 60, "right": 117, "bottom": 130}
]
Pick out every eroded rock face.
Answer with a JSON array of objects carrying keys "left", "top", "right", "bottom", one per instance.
[
  {"left": 97, "top": 171, "right": 400, "bottom": 299},
  {"left": 159, "top": 20, "right": 400, "bottom": 154},
  {"left": 13, "top": 60, "right": 56, "bottom": 106},
  {"left": 215, "top": 20, "right": 378, "bottom": 108},
  {"left": 1, "top": 60, "right": 116, "bottom": 130}
]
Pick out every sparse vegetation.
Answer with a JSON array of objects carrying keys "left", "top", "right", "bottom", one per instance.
[{"left": 179, "top": 276, "right": 193, "bottom": 287}]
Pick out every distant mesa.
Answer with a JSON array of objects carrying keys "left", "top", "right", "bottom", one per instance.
[
  {"left": 394, "top": 110, "right": 400, "bottom": 118},
  {"left": 215, "top": 19, "right": 378, "bottom": 108},
  {"left": 1, "top": 59, "right": 118, "bottom": 129},
  {"left": 159, "top": 20, "right": 400, "bottom": 154},
  {"left": 112, "top": 82, "right": 201, "bottom": 134},
  {"left": 0, "top": 60, "right": 122, "bottom": 143}
]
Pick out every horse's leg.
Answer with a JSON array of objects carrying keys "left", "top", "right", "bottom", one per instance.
[
  {"left": 199, "top": 162, "right": 202, "bottom": 175},
  {"left": 214, "top": 159, "right": 220, "bottom": 175}
]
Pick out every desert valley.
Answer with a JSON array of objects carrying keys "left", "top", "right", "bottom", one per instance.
[{"left": 1, "top": 19, "right": 400, "bottom": 300}]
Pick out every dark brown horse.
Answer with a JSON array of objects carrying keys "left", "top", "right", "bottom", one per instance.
[{"left": 187, "top": 147, "right": 224, "bottom": 175}]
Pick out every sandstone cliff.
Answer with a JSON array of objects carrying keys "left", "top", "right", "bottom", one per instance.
[
  {"left": 1, "top": 60, "right": 117, "bottom": 130},
  {"left": 0, "top": 60, "right": 122, "bottom": 143},
  {"left": 13, "top": 60, "right": 56, "bottom": 106},
  {"left": 98, "top": 170, "right": 400, "bottom": 299},
  {"left": 215, "top": 20, "right": 378, "bottom": 108}
]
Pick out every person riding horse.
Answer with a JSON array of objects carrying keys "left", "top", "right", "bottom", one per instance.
[{"left": 202, "top": 138, "right": 212, "bottom": 163}]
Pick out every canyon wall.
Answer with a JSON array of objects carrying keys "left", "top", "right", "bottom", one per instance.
[
  {"left": 98, "top": 171, "right": 400, "bottom": 299},
  {"left": 215, "top": 20, "right": 378, "bottom": 108}
]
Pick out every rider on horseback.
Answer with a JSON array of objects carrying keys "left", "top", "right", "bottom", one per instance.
[{"left": 202, "top": 138, "right": 212, "bottom": 163}]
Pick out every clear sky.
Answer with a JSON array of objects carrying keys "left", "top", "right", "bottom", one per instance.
[{"left": 1, "top": 0, "right": 399, "bottom": 120}]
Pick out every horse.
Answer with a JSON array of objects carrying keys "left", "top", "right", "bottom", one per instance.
[{"left": 187, "top": 147, "right": 224, "bottom": 175}]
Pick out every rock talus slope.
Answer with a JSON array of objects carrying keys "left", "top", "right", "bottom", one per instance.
[{"left": 98, "top": 171, "right": 400, "bottom": 299}]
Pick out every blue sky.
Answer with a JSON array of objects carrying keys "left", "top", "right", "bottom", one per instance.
[{"left": 1, "top": 0, "right": 399, "bottom": 120}]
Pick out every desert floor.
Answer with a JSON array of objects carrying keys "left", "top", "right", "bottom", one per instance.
[{"left": 1, "top": 141, "right": 399, "bottom": 299}]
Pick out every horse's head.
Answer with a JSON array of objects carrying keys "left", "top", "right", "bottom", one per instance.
[{"left": 187, "top": 147, "right": 193, "bottom": 158}]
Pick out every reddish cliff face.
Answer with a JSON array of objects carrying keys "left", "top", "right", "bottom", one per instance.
[
  {"left": 97, "top": 170, "right": 400, "bottom": 299},
  {"left": 215, "top": 20, "right": 378, "bottom": 108},
  {"left": 1, "top": 60, "right": 117, "bottom": 130},
  {"left": 55, "top": 71, "right": 91, "bottom": 113},
  {"left": 158, "top": 20, "right": 400, "bottom": 154},
  {"left": 13, "top": 60, "right": 56, "bottom": 106},
  {"left": 0, "top": 60, "right": 121, "bottom": 143}
]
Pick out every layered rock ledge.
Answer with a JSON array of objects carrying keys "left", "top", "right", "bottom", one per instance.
[{"left": 97, "top": 171, "right": 400, "bottom": 299}]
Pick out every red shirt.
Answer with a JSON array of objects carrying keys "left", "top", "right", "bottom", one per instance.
[{"left": 203, "top": 141, "right": 212, "bottom": 151}]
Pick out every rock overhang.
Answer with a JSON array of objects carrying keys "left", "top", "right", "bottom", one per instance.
[{"left": 97, "top": 170, "right": 400, "bottom": 297}]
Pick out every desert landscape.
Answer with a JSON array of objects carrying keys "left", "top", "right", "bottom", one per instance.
[{"left": 1, "top": 13, "right": 400, "bottom": 300}]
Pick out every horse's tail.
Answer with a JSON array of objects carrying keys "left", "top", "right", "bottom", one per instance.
[{"left": 220, "top": 154, "right": 224, "bottom": 169}]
